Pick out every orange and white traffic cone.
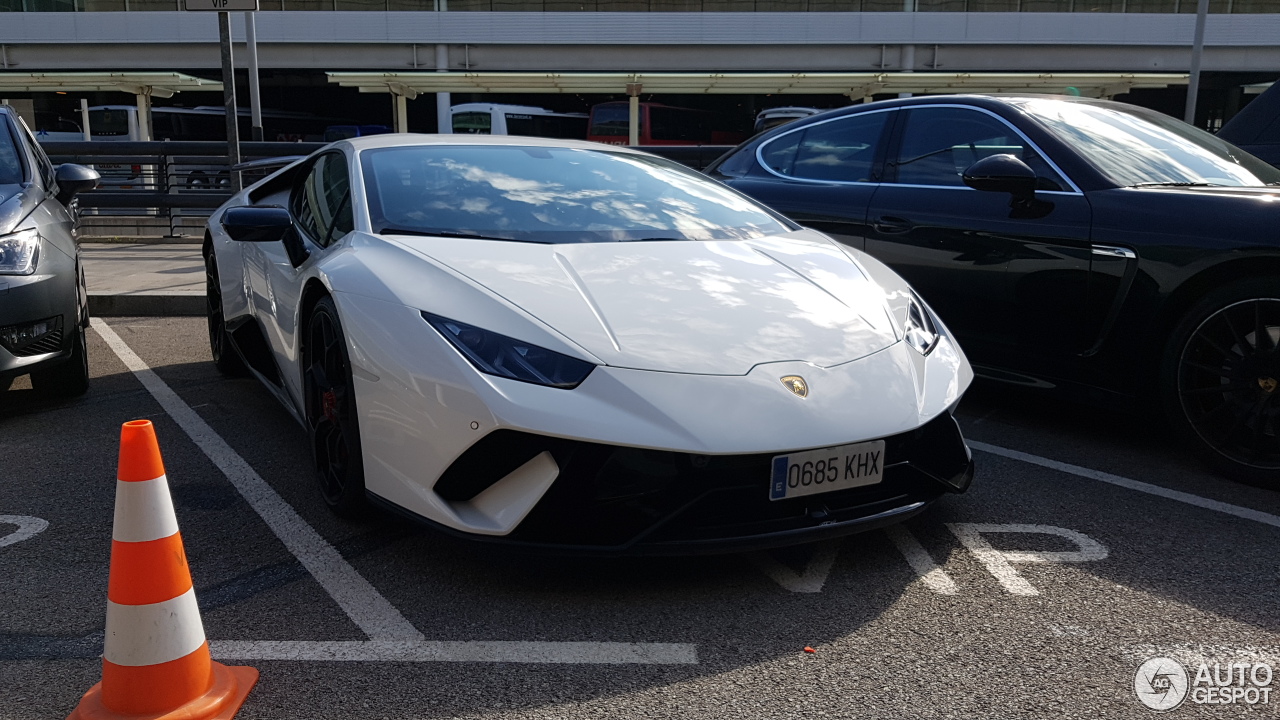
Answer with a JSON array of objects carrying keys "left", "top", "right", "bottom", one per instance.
[{"left": 68, "top": 419, "right": 258, "bottom": 720}]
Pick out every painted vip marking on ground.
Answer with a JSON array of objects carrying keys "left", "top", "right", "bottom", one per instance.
[
  {"left": 211, "top": 640, "right": 697, "bottom": 664},
  {"left": 0, "top": 515, "right": 48, "bottom": 548},
  {"left": 946, "top": 523, "right": 1109, "bottom": 596},
  {"left": 90, "top": 318, "right": 697, "bottom": 664},
  {"left": 968, "top": 440, "right": 1280, "bottom": 529},
  {"left": 884, "top": 525, "right": 957, "bottom": 595},
  {"left": 748, "top": 540, "right": 839, "bottom": 593}
]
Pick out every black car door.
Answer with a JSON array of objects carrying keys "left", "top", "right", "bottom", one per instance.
[
  {"left": 721, "top": 109, "right": 895, "bottom": 252},
  {"left": 865, "top": 104, "right": 1093, "bottom": 380}
]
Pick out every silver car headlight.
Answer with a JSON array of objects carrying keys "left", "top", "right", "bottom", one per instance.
[
  {"left": 422, "top": 312, "right": 595, "bottom": 389},
  {"left": 0, "top": 228, "right": 40, "bottom": 276},
  {"left": 904, "top": 290, "right": 940, "bottom": 356}
]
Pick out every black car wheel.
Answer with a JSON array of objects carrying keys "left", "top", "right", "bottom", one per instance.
[
  {"left": 205, "top": 247, "right": 247, "bottom": 376},
  {"left": 1163, "top": 278, "right": 1280, "bottom": 486},
  {"left": 304, "top": 296, "right": 367, "bottom": 516},
  {"left": 30, "top": 323, "right": 89, "bottom": 398}
]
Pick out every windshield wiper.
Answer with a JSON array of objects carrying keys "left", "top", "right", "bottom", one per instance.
[
  {"left": 377, "top": 227, "right": 547, "bottom": 243},
  {"left": 1128, "top": 182, "right": 1223, "bottom": 188}
]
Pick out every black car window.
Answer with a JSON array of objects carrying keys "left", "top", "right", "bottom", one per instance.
[
  {"left": 759, "top": 112, "right": 889, "bottom": 183},
  {"left": 891, "top": 107, "right": 1067, "bottom": 192},
  {"left": 0, "top": 120, "right": 24, "bottom": 185},
  {"left": 292, "top": 152, "right": 353, "bottom": 247}
]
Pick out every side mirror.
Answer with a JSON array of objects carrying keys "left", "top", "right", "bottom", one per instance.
[
  {"left": 54, "top": 164, "right": 99, "bottom": 206},
  {"left": 221, "top": 205, "right": 293, "bottom": 243},
  {"left": 962, "top": 154, "right": 1038, "bottom": 200}
]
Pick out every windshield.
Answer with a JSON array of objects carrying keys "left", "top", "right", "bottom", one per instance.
[
  {"left": 1013, "top": 98, "right": 1280, "bottom": 188},
  {"left": 360, "top": 145, "right": 794, "bottom": 244}
]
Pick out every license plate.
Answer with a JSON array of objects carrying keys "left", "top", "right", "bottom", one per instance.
[{"left": 769, "top": 439, "right": 885, "bottom": 501}]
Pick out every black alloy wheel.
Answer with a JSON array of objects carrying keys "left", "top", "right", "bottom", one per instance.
[
  {"left": 1165, "top": 279, "right": 1280, "bottom": 486},
  {"left": 304, "top": 296, "right": 367, "bottom": 516},
  {"left": 205, "top": 247, "right": 247, "bottom": 376}
]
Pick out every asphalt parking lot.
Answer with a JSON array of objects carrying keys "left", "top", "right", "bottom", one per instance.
[{"left": 3, "top": 316, "right": 1279, "bottom": 719}]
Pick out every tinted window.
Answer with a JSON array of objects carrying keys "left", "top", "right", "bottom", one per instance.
[
  {"left": 0, "top": 121, "right": 24, "bottom": 185},
  {"left": 89, "top": 109, "right": 131, "bottom": 137},
  {"left": 650, "top": 107, "right": 712, "bottom": 143},
  {"left": 760, "top": 112, "right": 889, "bottom": 183},
  {"left": 453, "top": 112, "right": 492, "bottom": 135},
  {"left": 1013, "top": 98, "right": 1280, "bottom": 188},
  {"left": 503, "top": 113, "right": 588, "bottom": 140},
  {"left": 892, "top": 107, "right": 1066, "bottom": 191},
  {"left": 589, "top": 105, "right": 630, "bottom": 137},
  {"left": 292, "top": 153, "right": 353, "bottom": 247},
  {"left": 360, "top": 145, "right": 794, "bottom": 244}
]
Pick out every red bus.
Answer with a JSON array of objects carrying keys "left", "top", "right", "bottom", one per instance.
[{"left": 587, "top": 102, "right": 743, "bottom": 146}]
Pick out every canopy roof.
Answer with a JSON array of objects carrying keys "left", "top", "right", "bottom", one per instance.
[
  {"left": 0, "top": 72, "right": 221, "bottom": 98},
  {"left": 327, "top": 71, "right": 1189, "bottom": 100}
]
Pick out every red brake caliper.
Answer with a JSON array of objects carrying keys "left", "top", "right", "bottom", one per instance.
[{"left": 322, "top": 390, "right": 338, "bottom": 422}]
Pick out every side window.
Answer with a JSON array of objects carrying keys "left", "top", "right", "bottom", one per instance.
[
  {"left": 892, "top": 107, "right": 1067, "bottom": 191},
  {"left": 759, "top": 112, "right": 889, "bottom": 183},
  {"left": 14, "top": 116, "right": 56, "bottom": 189},
  {"left": 292, "top": 153, "right": 353, "bottom": 248}
]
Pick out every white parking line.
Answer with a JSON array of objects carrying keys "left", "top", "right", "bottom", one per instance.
[
  {"left": 211, "top": 640, "right": 697, "bottom": 664},
  {"left": 967, "top": 440, "right": 1280, "bottom": 530},
  {"left": 91, "top": 318, "right": 423, "bottom": 642},
  {"left": 748, "top": 541, "right": 838, "bottom": 593}
]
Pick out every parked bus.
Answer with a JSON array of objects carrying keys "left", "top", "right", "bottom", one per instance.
[
  {"left": 451, "top": 103, "right": 589, "bottom": 139},
  {"left": 587, "top": 102, "right": 745, "bottom": 146},
  {"left": 84, "top": 105, "right": 334, "bottom": 143}
]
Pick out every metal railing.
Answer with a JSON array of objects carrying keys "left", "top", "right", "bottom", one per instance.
[{"left": 40, "top": 141, "right": 734, "bottom": 239}]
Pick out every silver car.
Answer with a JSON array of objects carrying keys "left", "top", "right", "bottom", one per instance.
[{"left": 0, "top": 105, "right": 99, "bottom": 396}]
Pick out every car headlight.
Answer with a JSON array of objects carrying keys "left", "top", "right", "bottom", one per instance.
[
  {"left": 422, "top": 312, "right": 595, "bottom": 389},
  {"left": 0, "top": 229, "right": 40, "bottom": 276},
  {"left": 904, "top": 290, "right": 940, "bottom": 356}
]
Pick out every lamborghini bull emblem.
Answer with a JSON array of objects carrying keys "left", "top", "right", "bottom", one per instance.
[{"left": 780, "top": 375, "right": 808, "bottom": 398}]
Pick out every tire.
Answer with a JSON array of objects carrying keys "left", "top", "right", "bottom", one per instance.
[
  {"left": 205, "top": 248, "right": 248, "bottom": 377},
  {"left": 1161, "top": 277, "right": 1280, "bottom": 487},
  {"left": 30, "top": 323, "right": 89, "bottom": 398},
  {"left": 303, "top": 296, "right": 367, "bottom": 517}
]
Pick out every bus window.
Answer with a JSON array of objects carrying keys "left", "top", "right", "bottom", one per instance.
[
  {"left": 453, "top": 112, "right": 492, "bottom": 134},
  {"left": 589, "top": 105, "right": 631, "bottom": 138},
  {"left": 650, "top": 106, "right": 712, "bottom": 143},
  {"left": 504, "top": 113, "right": 588, "bottom": 140},
  {"left": 89, "top": 109, "right": 132, "bottom": 137}
]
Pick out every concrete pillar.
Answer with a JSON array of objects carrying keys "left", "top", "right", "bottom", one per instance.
[
  {"left": 393, "top": 93, "right": 408, "bottom": 133},
  {"left": 626, "top": 82, "right": 642, "bottom": 146},
  {"left": 436, "top": 43, "right": 451, "bottom": 134},
  {"left": 134, "top": 92, "right": 152, "bottom": 141}
]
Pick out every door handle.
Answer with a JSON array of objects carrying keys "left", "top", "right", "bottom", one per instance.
[{"left": 873, "top": 216, "right": 913, "bottom": 234}]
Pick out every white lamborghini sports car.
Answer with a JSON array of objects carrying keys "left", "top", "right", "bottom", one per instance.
[{"left": 204, "top": 134, "right": 975, "bottom": 553}]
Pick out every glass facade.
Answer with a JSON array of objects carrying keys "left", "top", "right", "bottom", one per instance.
[{"left": 1, "top": 0, "right": 1272, "bottom": 10}]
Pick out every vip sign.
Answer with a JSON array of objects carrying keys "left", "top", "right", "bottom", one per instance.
[{"left": 184, "top": 0, "right": 260, "bottom": 9}]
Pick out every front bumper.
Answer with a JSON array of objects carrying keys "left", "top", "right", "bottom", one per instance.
[
  {"left": 373, "top": 410, "right": 973, "bottom": 555},
  {"left": 0, "top": 261, "right": 81, "bottom": 382}
]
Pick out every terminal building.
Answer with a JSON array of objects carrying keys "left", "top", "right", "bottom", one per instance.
[{"left": 1, "top": 3, "right": 1279, "bottom": 138}]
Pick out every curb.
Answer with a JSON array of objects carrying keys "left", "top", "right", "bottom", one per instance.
[{"left": 89, "top": 294, "right": 206, "bottom": 317}]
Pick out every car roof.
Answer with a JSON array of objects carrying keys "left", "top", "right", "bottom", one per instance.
[{"left": 342, "top": 132, "right": 647, "bottom": 155}]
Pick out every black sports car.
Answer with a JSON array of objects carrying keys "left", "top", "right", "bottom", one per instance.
[{"left": 706, "top": 94, "right": 1280, "bottom": 485}]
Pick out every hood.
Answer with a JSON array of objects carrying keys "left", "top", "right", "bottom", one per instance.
[
  {"left": 390, "top": 231, "right": 899, "bottom": 376},
  {"left": 0, "top": 184, "right": 33, "bottom": 235}
]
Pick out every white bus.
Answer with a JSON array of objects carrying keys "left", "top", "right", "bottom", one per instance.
[{"left": 450, "top": 103, "right": 588, "bottom": 139}]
